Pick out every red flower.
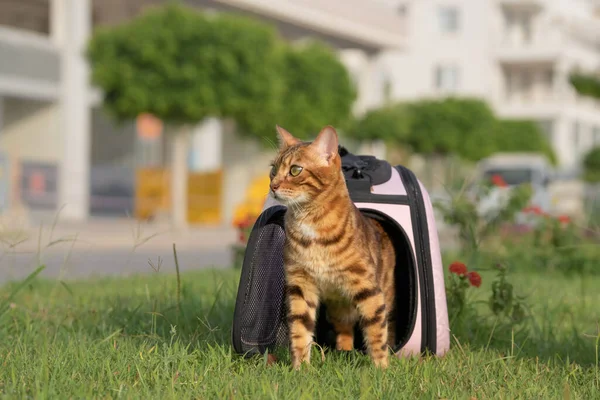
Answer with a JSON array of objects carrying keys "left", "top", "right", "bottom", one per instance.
[
  {"left": 558, "top": 215, "right": 571, "bottom": 224},
  {"left": 467, "top": 271, "right": 482, "bottom": 288},
  {"left": 491, "top": 174, "right": 508, "bottom": 188},
  {"left": 449, "top": 261, "right": 468, "bottom": 276}
]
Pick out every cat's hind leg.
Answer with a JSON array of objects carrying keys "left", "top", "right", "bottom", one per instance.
[{"left": 326, "top": 302, "right": 359, "bottom": 351}]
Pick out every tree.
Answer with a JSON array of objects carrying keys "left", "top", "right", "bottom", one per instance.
[
  {"left": 349, "top": 98, "right": 556, "bottom": 163},
  {"left": 87, "top": 4, "right": 283, "bottom": 227},
  {"left": 582, "top": 147, "right": 600, "bottom": 183},
  {"left": 345, "top": 103, "right": 411, "bottom": 143},
  {"left": 404, "top": 98, "right": 498, "bottom": 161},
  {"left": 492, "top": 119, "right": 556, "bottom": 164},
  {"left": 272, "top": 41, "right": 356, "bottom": 141}
]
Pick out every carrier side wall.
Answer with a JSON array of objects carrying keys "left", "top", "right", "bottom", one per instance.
[
  {"left": 355, "top": 201, "right": 423, "bottom": 358},
  {"left": 418, "top": 182, "right": 450, "bottom": 356}
]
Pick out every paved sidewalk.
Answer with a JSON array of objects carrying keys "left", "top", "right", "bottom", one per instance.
[{"left": 0, "top": 215, "right": 238, "bottom": 283}]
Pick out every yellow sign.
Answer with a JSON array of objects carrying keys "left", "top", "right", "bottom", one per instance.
[{"left": 134, "top": 168, "right": 222, "bottom": 224}]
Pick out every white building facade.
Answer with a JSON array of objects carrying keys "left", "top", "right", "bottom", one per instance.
[{"left": 367, "top": 0, "right": 600, "bottom": 169}]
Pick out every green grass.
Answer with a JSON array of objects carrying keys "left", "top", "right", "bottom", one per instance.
[{"left": 0, "top": 267, "right": 599, "bottom": 399}]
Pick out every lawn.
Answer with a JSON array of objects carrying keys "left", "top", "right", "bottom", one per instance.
[{"left": 0, "top": 265, "right": 598, "bottom": 399}]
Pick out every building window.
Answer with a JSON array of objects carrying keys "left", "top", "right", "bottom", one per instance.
[
  {"left": 397, "top": 5, "right": 408, "bottom": 16},
  {"left": 438, "top": 6, "right": 460, "bottom": 33},
  {"left": 435, "top": 65, "right": 460, "bottom": 91},
  {"left": 503, "top": 10, "right": 534, "bottom": 45},
  {"left": 505, "top": 68, "right": 536, "bottom": 101},
  {"left": 573, "top": 121, "right": 581, "bottom": 151},
  {"left": 377, "top": 69, "right": 393, "bottom": 104},
  {"left": 593, "top": 126, "right": 600, "bottom": 146}
]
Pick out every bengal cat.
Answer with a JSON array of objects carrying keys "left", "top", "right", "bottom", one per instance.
[{"left": 269, "top": 125, "right": 396, "bottom": 369}]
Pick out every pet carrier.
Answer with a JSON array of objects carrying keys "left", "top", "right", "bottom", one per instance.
[{"left": 231, "top": 146, "right": 450, "bottom": 358}]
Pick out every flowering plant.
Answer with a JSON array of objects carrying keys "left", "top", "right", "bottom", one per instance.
[
  {"left": 231, "top": 174, "right": 270, "bottom": 268},
  {"left": 446, "top": 259, "right": 529, "bottom": 328},
  {"left": 446, "top": 261, "right": 481, "bottom": 321},
  {"left": 490, "top": 174, "right": 508, "bottom": 188}
]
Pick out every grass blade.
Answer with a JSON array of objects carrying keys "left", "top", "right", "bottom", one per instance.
[{"left": 0, "top": 265, "right": 46, "bottom": 318}]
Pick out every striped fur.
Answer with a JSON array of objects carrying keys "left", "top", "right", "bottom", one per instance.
[{"left": 270, "top": 125, "right": 396, "bottom": 370}]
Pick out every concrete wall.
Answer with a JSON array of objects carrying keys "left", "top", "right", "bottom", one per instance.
[
  {"left": 90, "top": 107, "right": 136, "bottom": 167},
  {"left": 0, "top": 97, "right": 62, "bottom": 164}
]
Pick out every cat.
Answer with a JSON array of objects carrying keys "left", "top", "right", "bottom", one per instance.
[{"left": 269, "top": 125, "right": 396, "bottom": 369}]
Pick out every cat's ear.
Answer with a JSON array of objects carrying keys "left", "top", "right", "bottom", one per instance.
[
  {"left": 311, "top": 125, "right": 339, "bottom": 164},
  {"left": 276, "top": 125, "right": 300, "bottom": 149}
]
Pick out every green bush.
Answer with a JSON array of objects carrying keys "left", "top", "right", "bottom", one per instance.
[
  {"left": 346, "top": 103, "right": 411, "bottom": 142},
  {"left": 492, "top": 119, "right": 557, "bottom": 164},
  {"left": 404, "top": 98, "right": 498, "bottom": 161},
  {"left": 348, "top": 98, "right": 556, "bottom": 163},
  {"left": 582, "top": 146, "right": 600, "bottom": 183},
  {"left": 569, "top": 73, "right": 600, "bottom": 99}
]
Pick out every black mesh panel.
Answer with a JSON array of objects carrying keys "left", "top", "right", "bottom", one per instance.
[{"left": 232, "top": 207, "right": 289, "bottom": 355}]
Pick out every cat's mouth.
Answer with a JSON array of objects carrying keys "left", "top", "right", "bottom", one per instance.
[{"left": 272, "top": 190, "right": 301, "bottom": 205}]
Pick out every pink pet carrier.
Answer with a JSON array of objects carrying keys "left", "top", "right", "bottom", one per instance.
[{"left": 231, "top": 146, "right": 450, "bottom": 359}]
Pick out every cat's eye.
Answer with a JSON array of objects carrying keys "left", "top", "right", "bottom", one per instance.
[
  {"left": 289, "top": 165, "right": 303, "bottom": 177},
  {"left": 270, "top": 165, "right": 277, "bottom": 177}
]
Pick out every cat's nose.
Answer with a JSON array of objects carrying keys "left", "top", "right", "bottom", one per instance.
[{"left": 270, "top": 182, "right": 280, "bottom": 192}]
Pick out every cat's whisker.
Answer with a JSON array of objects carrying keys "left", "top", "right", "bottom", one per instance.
[{"left": 263, "top": 136, "right": 278, "bottom": 152}]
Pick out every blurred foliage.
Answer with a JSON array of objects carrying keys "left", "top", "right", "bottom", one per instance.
[
  {"left": 582, "top": 146, "right": 600, "bottom": 183},
  {"left": 348, "top": 98, "right": 555, "bottom": 162},
  {"left": 569, "top": 72, "right": 600, "bottom": 99},
  {"left": 436, "top": 176, "right": 600, "bottom": 277},
  {"left": 505, "top": 215, "right": 600, "bottom": 277},
  {"left": 434, "top": 180, "right": 533, "bottom": 254},
  {"left": 274, "top": 41, "right": 356, "bottom": 141},
  {"left": 404, "top": 98, "right": 497, "bottom": 161},
  {"left": 87, "top": 4, "right": 354, "bottom": 142},
  {"left": 87, "top": 4, "right": 282, "bottom": 132},
  {"left": 345, "top": 103, "right": 410, "bottom": 142},
  {"left": 493, "top": 119, "right": 556, "bottom": 164}
]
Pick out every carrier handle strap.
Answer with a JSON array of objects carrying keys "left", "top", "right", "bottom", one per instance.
[{"left": 337, "top": 145, "right": 393, "bottom": 187}]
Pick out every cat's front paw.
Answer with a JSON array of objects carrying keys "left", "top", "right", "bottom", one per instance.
[
  {"left": 291, "top": 353, "right": 311, "bottom": 371},
  {"left": 372, "top": 353, "right": 389, "bottom": 369}
]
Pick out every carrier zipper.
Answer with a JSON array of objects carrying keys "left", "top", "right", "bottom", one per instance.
[{"left": 395, "top": 166, "right": 437, "bottom": 355}]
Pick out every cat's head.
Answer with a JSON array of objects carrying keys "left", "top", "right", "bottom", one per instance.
[{"left": 269, "top": 125, "right": 342, "bottom": 206}]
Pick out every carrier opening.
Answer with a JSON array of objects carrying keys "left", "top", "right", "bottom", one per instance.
[
  {"left": 233, "top": 206, "right": 419, "bottom": 356},
  {"left": 314, "top": 209, "right": 418, "bottom": 353}
]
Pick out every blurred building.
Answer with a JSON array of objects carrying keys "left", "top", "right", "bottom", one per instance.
[
  {"left": 374, "top": 0, "right": 600, "bottom": 168},
  {"left": 0, "top": 0, "right": 404, "bottom": 224},
  {"left": 1, "top": 0, "right": 599, "bottom": 226}
]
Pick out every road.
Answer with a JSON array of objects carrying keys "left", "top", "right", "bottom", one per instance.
[{"left": 0, "top": 217, "right": 238, "bottom": 283}]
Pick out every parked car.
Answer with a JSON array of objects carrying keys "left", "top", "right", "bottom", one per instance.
[{"left": 475, "top": 153, "right": 555, "bottom": 223}]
